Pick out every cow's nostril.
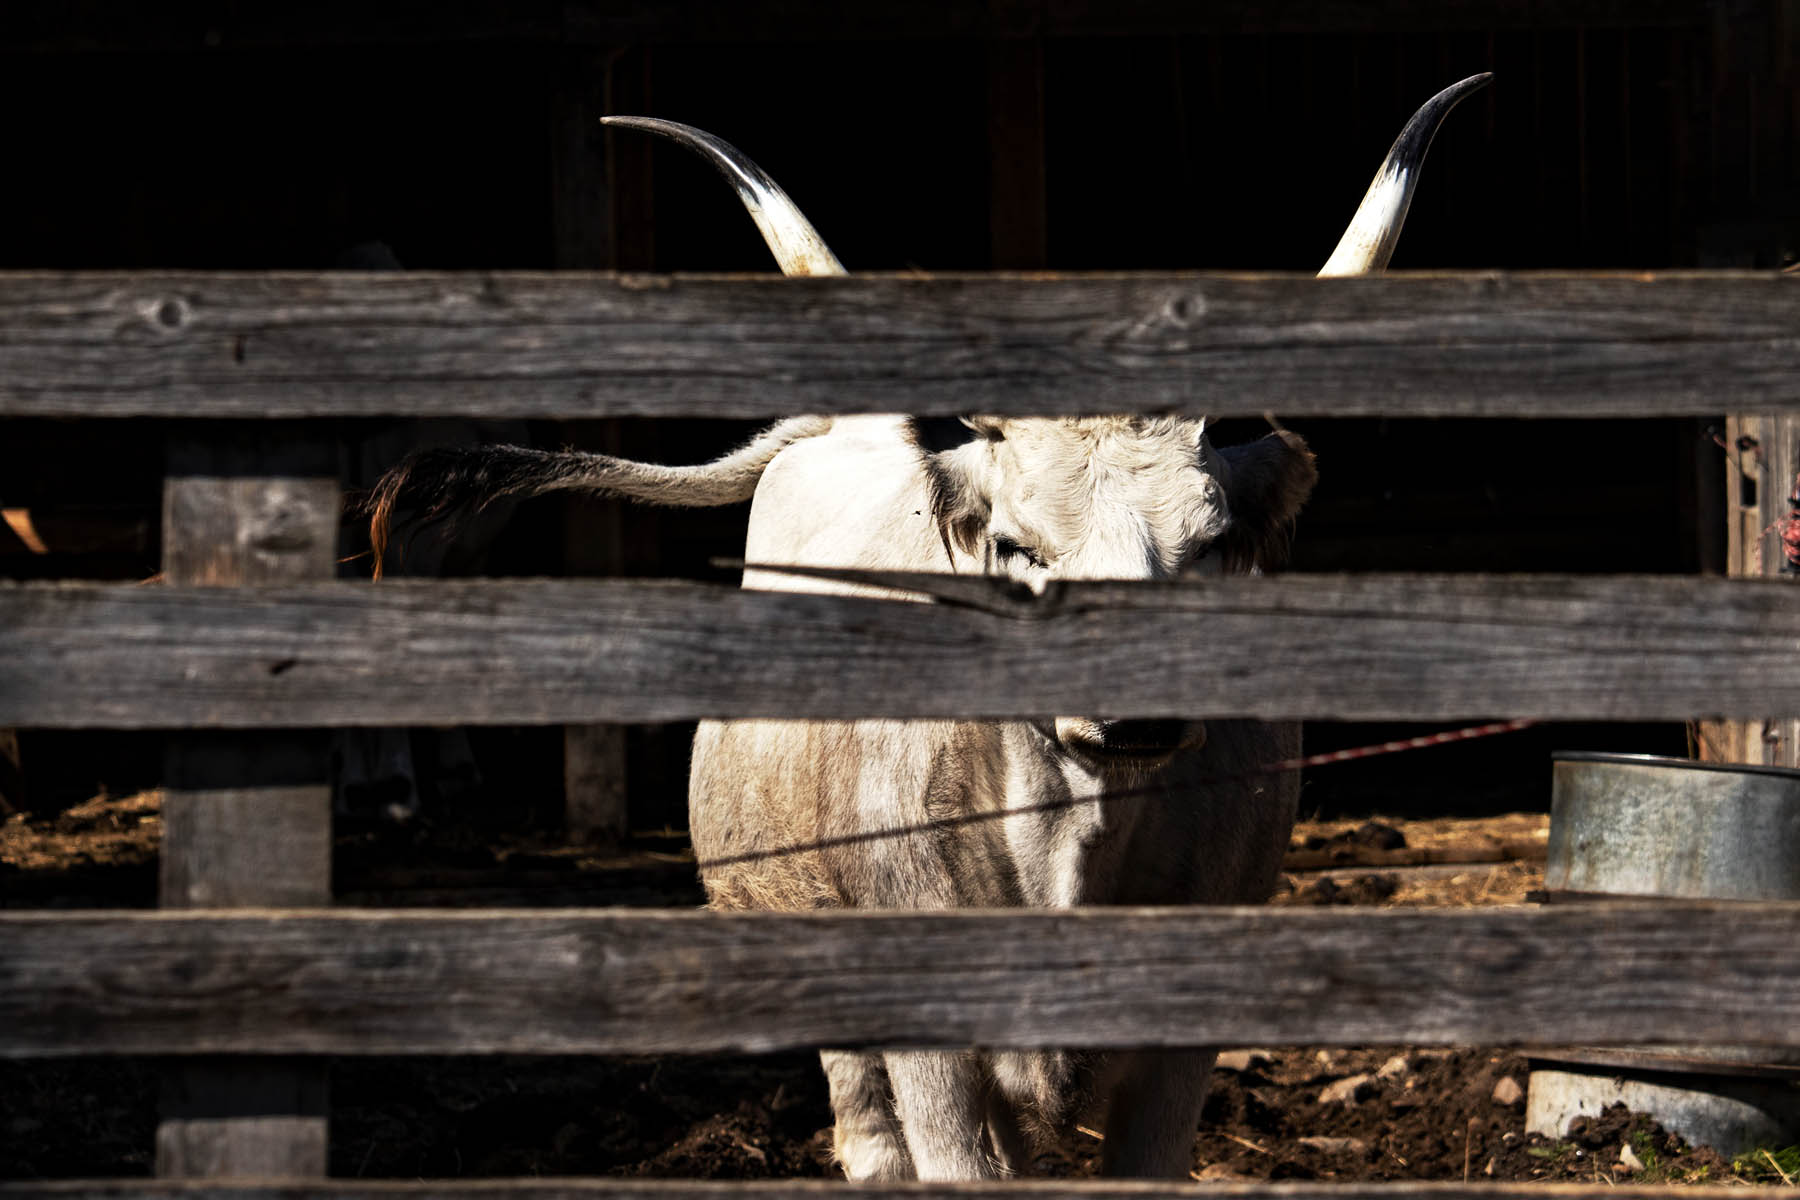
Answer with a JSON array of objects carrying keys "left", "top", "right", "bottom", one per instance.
[{"left": 1097, "top": 719, "right": 1190, "bottom": 755}]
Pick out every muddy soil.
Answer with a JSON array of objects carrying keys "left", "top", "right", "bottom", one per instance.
[{"left": 1, "top": 795, "right": 1787, "bottom": 1184}]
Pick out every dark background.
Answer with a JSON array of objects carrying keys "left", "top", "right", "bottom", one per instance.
[{"left": 5, "top": 2, "right": 1797, "bottom": 825}]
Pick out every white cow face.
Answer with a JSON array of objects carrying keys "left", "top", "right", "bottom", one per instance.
[
  {"left": 917, "top": 414, "right": 1315, "bottom": 585},
  {"left": 916, "top": 414, "right": 1317, "bottom": 766}
]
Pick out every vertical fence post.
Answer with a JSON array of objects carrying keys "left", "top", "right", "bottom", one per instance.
[
  {"left": 986, "top": 10, "right": 1048, "bottom": 270},
  {"left": 1704, "top": 414, "right": 1800, "bottom": 767},
  {"left": 156, "top": 425, "right": 339, "bottom": 1176},
  {"left": 0, "top": 726, "right": 22, "bottom": 814},
  {"left": 554, "top": 45, "right": 640, "bottom": 844},
  {"left": 1693, "top": 0, "right": 1798, "bottom": 765}
]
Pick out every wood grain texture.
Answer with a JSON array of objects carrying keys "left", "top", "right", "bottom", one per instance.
[
  {"left": 0, "top": 727, "right": 22, "bottom": 813},
  {"left": 158, "top": 432, "right": 336, "bottom": 905},
  {"left": 6, "top": 573, "right": 1800, "bottom": 727},
  {"left": 156, "top": 431, "right": 335, "bottom": 1179},
  {"left": 1701, "top": 412, "right": 1800, "bottom": 766},
  {"left": 158, "top": 737, "right": 332, "bottom": 909},
  {"left": 161, "top": 434, "right": 339, "bottom": 586},
  {"left": 154, "top": 1063, "right": 327, "bottom": 1180},
  {"left": 2, "top": 272, "right": 1798, "bottom": 419},
  {"left": 5, "top": 904, "right": 1800, "bottom": 1056},
  {"left": 564, "top": 724, "right": 629, "bottom": 843},
  {"left": 0, "top": 1184, "right": 1770, "bottom": 1200}
]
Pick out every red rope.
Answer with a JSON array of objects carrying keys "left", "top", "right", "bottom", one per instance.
[{"left": 1263, "top": 718, "right": 1539, "bottom": 775}]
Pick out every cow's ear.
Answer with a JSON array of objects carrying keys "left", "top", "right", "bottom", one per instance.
[
  {"left": 1216, "top": 430, "right": 1317, "bottom": 573},
  {"left": 909, "top": 417, "right": 993, "bottom": 557}
]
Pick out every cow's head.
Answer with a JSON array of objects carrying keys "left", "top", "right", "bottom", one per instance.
[
  {"left": 911, "top": 411, "right": 1315, "bottom": 765},
  {"left": 602, "top": 75, "right": 1483, "bottom": 768},
  {"left": 911, "top": 413, "right": 1314, "bottom": 583}
]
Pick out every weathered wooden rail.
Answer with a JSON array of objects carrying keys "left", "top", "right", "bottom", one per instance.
[
  {"left": 0, "top": 1185, "right": 1772, "bottom": 1200},
  {"left": 5, "top": 905, "right": 1800, "bottom": 1056},
  {"left": 1, "top": 272, "right": 1797, "bottom": 419},
  {"left": 6, "top": 270, "right": 1799, "bottom": 1191},
  {"left": 6, "top": 574, "right": 1800, "bottom": 726}
]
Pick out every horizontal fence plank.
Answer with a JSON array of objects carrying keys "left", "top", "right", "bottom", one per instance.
[
  {"left": 0, "top": 1185, "right": 1762, "bottom": 1200},
  {"left": 5, "top": 905, "right": 1800, "bottom": 1056},
  {"left": 5, "top": 574, "right": 1800, "bottom": 726},
  {"left": 0, "top": 272, "right": 1795, "bottom": 419}
]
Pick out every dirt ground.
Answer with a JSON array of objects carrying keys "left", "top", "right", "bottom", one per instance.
[{"left": 3, "top": 794, "right": 1794, "bottom": 1184}]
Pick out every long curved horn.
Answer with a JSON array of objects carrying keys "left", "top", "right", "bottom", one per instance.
[
  {"left": 1318, "top": 72, "right": 1492, "bottom": 277},
  {"left": 600, "top": 116, "right": 846, "bottom": 278}
]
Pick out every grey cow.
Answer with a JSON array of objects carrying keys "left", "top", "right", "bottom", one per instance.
[{"left": 368, "top": 73, "right": 1487, "bottom": 1180}]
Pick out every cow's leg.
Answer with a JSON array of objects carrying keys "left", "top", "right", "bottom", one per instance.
[
  {"left": 1098, "top": 1049, "right": 1214, "bottom": 1178},
  {"left": 982, "top": 1087, "right": 1030, "bottom": 1175},
  {"left": 883, "top": 1051, "right": 1000, "bottom": 1180},
  {"left": 820, "top": 1050, "right": 913, "bottom": 1181}
]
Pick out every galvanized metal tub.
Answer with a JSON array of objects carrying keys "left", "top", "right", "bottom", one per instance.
[
  {"left": 1529, "top": 752, "right": 1800, "bottom": 1155},
  {"left": 1546, "top": 752, "right": 1800, "bottom": 902}
]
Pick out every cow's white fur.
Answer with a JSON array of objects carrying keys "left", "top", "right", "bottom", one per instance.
[
  {"left": 686, "top": 409, "right": 1313, "bottom": 1179},
  {"left": 371, "top": 79, "right": 1487, "bottom": 1179}
]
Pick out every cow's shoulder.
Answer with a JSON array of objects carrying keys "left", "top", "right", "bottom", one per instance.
[{"left": 743, "top": 416, "right": 947, "bottom": 597}]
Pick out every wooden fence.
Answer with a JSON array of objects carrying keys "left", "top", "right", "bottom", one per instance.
[{"left": 3, "top": 270, "right": 1800, "bottom": 1197}]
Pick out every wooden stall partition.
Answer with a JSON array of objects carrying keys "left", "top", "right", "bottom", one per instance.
[
  {"left": 2, "top": 272, "right": 1798, "bottom": 421},
  {"left": 4, "top": 269, "right": 1800, "bottom": 1195},
  {"left": 11, "top": 573, "right": 1800, "bottom": 728},
  {"left": 551, "top": 46, "right": 646, "bottom": 843},
  {"left": 6, "top": 905, "right": 1800, "bottom": 1057},
  {"left": 154, "top": 428, "right": 339, "bottom": 1177},
  {"left": 1700, "top": 412, "right": 1800, "bottom": 766}
]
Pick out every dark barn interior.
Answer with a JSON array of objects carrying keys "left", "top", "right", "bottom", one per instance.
[
  {"left": 6, "top": 1, "right": 1800, "bottom": 1185},
  {"left": 7, "top": 4, "right": 1795, "bottom": 830}
]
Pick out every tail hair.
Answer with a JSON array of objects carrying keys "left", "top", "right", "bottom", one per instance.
[
  {"left": 360, "top": 444, "right": 561, "bottom": 577},
  {"left": 362, "top": 417, "right": 831, "bottom": 578}
]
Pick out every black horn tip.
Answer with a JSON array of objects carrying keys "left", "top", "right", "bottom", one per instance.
[
  {"left": 596, "top": 115, "right": 771, "bottom": 193},
  {"left": 1430, "top": 72, "right": 1495, "bottom": 110},
  {"left": 1384, "top": 71, "right": 1494, "bottom": 171}
]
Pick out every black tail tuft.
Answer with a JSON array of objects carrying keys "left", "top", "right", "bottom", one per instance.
[{"left": 359, "top": 443, "right": 578, "bottom": 579}]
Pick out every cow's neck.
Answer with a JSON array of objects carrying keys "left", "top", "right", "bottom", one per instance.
[{"left": 990, "top": 722, "right": 1149, "bottom": 908}]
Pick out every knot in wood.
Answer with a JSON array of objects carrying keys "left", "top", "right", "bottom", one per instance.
[
  {"left": 141, "top": 296, "right": 192, "bottom": 332},
  {"left": 1118, "top": 290, "right": 1208, "bottom": 344},
  {"left": 1163, "top": 292, "right": 1205, "bottom": 326}
]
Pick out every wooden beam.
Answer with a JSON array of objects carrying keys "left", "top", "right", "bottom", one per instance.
[
  {"left": 1694, "top": 4, "right": 1800, "bottom": 764},
  {"left": 5, "top": 904, "right": 1800, "bottom": 1056},
  {"left": 7, "top": 573, "right": 1800, "bottom": 726},
  {"left": 0, "top": 727, "right": 21, "bottom": 814},
  {"left": 1, "top": 0, "right": 1712, "bottom": 55},
  {"left": 986, "top": 32, "right": 1049, "bottom": 269},
  {"left": 552, "top": 50, "right": 639, "bottom": 844},
  {"left": 156, "top": 429, "right": 337, "bottom": 1179},
  {"left": 563, "top": 723, "right": 629, "bottom": 843},
  {"left": 549, "top": 48, "right": 618, "bottom": 273},
  {"left": 0, "top": 1183, "right": 1772, "bottom": 1200},
  {"left": 4, "top": 272, "right": 1800, "bottom": 420},
  {"left": 1700, "top": 413, "right": 1800, "bottom": 765}
]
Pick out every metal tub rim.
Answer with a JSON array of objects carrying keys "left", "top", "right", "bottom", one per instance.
[{"left": 1552, "top": 750, "right": 1800, "bottom": 782}]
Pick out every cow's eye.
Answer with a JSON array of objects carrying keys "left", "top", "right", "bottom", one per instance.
[
  {"left": 1179, "top": 543, "right": 1219, "bottom": 578},
  {"left": 992, "top": 534, "right": 1046, "bottom": 569}
]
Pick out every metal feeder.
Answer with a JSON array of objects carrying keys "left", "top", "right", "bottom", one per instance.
[{"left": 1528, "top": 752, "right": 1800, "bottom": 1156}]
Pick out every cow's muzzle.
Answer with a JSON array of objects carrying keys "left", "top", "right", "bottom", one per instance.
[{"left": 1054, "top": 718, "right": 1203, "bottom": 766}]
